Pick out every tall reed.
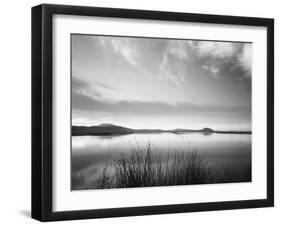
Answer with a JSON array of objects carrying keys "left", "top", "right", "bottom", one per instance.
[{"left": 89, "top": 143, "right": 213, "bottom": 189}]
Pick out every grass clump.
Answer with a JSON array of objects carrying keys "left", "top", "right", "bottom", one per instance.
[
  {"left": 113, "top": 143, "right": 212, "bottom": 187},
  {"left": 86, "top": 143, "right": 213, "bottom": 189}
]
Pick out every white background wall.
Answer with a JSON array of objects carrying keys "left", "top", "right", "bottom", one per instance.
[{"left": 0, "top": 0, "right": 279, "bottom": 225}]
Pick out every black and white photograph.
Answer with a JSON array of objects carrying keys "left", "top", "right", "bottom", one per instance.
[
  {"left": 71, "top": 34, "right": 252, "bottom": 190},
  {"left": 29, "top": 3, "right": 274, "bottom": 222}
]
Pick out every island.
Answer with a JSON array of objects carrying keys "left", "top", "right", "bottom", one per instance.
[{"left": 72, "top": 123, "right": 251, "bottom": 136}]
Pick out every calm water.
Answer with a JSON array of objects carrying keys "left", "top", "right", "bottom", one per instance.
[{"left": 71, "top": 133, "right": 251, "bottom": 190}]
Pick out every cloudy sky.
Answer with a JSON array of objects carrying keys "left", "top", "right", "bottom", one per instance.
[{"left": 71, "top": 34, "right": 252, "bottom": 130}]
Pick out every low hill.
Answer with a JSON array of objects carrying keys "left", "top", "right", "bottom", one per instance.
[
  {"left": 72, "top": 123, "right": 251, "bottom": 136},
  {"left": 72, "top": 123, "right": 134, "bottom": 136}
]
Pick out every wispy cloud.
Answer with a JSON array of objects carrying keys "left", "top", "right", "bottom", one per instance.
[
  {"left": 188, "top": 41, "right": 252, "bottom": 78},
  {"left": 73, "top": 91, "right": 250, "bottom": 116},
  {"left": 202, "top": 64, "right": 220, "bottom": 76},
  {"left": 72, "top": 35, "right": 252, "bottom": 129},
  {"left": 236, "top": 44, "right": 252, "bottom": 77},
  {"left": 154, "top": 40, "right": 191, "bottom": 86},
  {"left": 72, "top": 76, "right": 115, "bottom": 100},
  {"left": 98, "top": 37, "right": 191, "bottom": 86},
  {"left": 110, "top": 39, "right": 139, "bottom": 67},
  {"left": 167, "top": 40, "right": 190, "bottom": 61},
  {"left": 98, "top": 36, "right": 252, "bottom": 84},
  {"left": 99, "top": 37, "right": 152, "bottom": 77},
  {"left": 189, "top": 41, "right": 237, "bottom": 59}
]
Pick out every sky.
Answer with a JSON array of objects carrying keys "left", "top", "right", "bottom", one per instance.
[{"left": 71, "top": 34, "right": 252, "bottom": 130}]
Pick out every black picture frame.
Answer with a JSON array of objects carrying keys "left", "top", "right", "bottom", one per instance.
[{"left": 32, "top": 4, "right": 274, "bottom": 222}]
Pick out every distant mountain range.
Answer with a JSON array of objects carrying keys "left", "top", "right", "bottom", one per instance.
[{"left": 72, "top": 123, "right": 251, "bottom": 136}]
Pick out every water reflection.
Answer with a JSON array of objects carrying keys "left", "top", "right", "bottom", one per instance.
[{"left": 71, "top": 133, "right": 251, "bottom": 190}]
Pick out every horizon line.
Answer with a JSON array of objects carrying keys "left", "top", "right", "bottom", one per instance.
[{"left": 72, "top": 122, "right": 252, "bottom": 132}]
